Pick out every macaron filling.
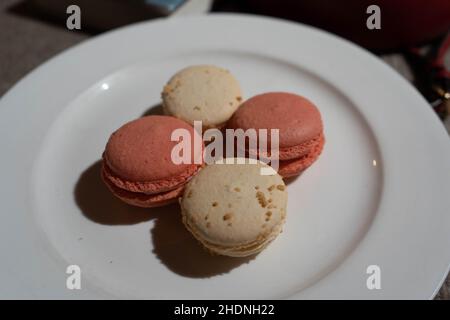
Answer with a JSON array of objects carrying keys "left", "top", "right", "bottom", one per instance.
[
  {"left": 102, "top": 156, "right": 201, "bottom": 195},
  {"left": 278, "top": 134, "right": 325, "bottom": 177},
  {"left": 101, "top": 166, "right": 185, "bottom": 207},
  {"left": 244, "top": 132, "right": 324, "bottom": 161}
]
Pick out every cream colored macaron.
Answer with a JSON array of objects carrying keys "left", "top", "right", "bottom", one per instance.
[
  {"left": 180, "top": 159, "right": 287, "bottom": 257},
  {"left": 162, "top": 65, "right": 242, "bottom": 128}
]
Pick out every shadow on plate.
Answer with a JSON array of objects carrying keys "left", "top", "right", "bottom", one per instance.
[
  {"left": 74, "top": 160, "right": 254, "bottom": 278},
  {"left": 74, "top": 160, "right": 154, "bottom": 225},
  {"left": 150, "top": 207, "right": 255, "bottom": 278}
]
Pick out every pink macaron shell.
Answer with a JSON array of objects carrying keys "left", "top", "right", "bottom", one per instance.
[
  {"left": 227, "top": 92, "right": 323, "bottom": 148},
  {"left": 278, "top": 134, "right": 325, "bottom": 178},
  {"left": 245, "top": 132, "right": 324, "bottom": 161},
  {"left": 101, "top": 167, "right": 183, "bottom": 207},
  {"left": 102, "top": 160, "right": 201, "bottom": 195},
  {"left": 104, "top": 115, "right": 203, "bottom": 194}
]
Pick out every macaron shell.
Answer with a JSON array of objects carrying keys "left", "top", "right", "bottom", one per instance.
[
  {"left": 184, "top": 215, "right": 284, "bottom": 257},
  {"left": 227, "top": 92, "right": 323, "bottom": 148},
  {"left": 102, "top": 158, "right": 201, "bottom": 195},
  {"left": 162, "top": 65, "right": 242, "bottom": 127},
  {"left": 104, "top": 115, "right": 203, "bottom": 189},
  {"left": 105, "top": 115, "right": 203, "bottom": 182},
  {"left": 246, "top": 132, "right": 324, "bottom": 161},
  {"left": 101, "top": 166, "right": 183, "bottom": 208},
  {"left": 180, "top": 160, "right": 287, "bottom": 251},
  {"left": 278, "top": 134, "right": 325, "bottom": 178}
]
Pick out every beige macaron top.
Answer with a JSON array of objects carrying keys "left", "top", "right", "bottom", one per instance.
[
  {"left": 180, "top": 160, "right": 287, "bottom": 249},
  {"left": 162, "top": 65, "right": 242, "bottom": 128}
]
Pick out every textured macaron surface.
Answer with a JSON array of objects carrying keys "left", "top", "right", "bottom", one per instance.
[
  {"left": 162, "top": 65, "right": 242, "bottom": 127},
  {"left": 181, "top": 160, "right": 287, "bottom": 248},
  {"left": 104, "top": 115, "right": 202, "bottom": 183},
  {"left": 227, "top": 92, "right": 323, "bottom": 148}
]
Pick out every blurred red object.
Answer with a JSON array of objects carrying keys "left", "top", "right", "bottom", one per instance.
[{"left": 247, "top": 0, "right": 450, "bottom": 51}]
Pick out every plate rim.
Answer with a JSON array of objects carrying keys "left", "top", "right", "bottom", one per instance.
[{"left": 0, "top": 13, "right": 449, "bottom": 299}]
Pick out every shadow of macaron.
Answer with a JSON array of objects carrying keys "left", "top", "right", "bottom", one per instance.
[
  {"left": 74, "top": 160, "right": 157, "bottom": 225},
  {"left": 150, "top": 209, "right": 256, "bottom": 278},
  {"left": 75, "top": 160, "right": 255, "bottom": 277}
]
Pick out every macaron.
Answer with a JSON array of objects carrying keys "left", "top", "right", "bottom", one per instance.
[
  {"left": 227, "top": 92, "right": 325, "bottom": 178},
  {"left": 162, "top": 65, "right": 243, "bottom": 129},
  {"left": 180, "top": 159, "right": 287, "bottom": 257},
  {"left": 101, "top": 115, "right": 203, "bottom": 207}
]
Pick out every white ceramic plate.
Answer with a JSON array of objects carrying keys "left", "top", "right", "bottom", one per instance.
[{"left": 1, "top": 14, "right": 449, "bottom": 299}]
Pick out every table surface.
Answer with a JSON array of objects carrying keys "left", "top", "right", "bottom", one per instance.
[{"left": 0, "top": 0, "right": 449, "bottom": 299}]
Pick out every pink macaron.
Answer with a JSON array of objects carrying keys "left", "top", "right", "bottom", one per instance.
[
  {"left": 227, "top": 92, "right": 325, "bottom": 178},
  {"left": 101, "top": 115, "right": 203, "bottom": 207}
]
